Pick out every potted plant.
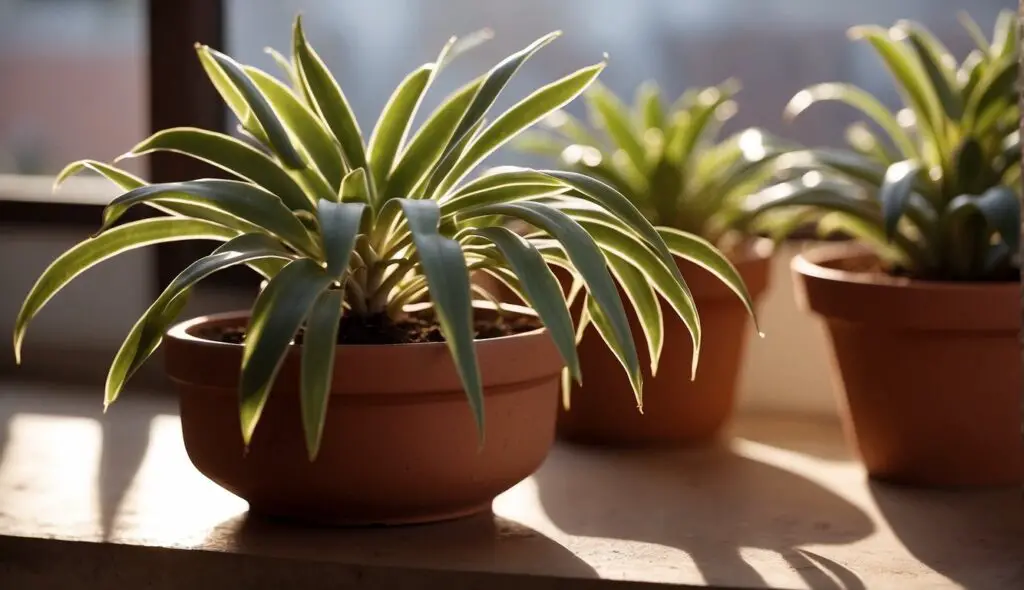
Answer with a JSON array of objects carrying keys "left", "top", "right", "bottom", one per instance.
[
  {"left": 13, "top": 18, "right": 752, "bottom": 524},
  {"left": 513, "top": 79, "right": 785, "bottom": 445},
  {"left": 747, "top": 12, "right": 1021, "bottom": 486}
]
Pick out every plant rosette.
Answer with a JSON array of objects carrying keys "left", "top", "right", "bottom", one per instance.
[
  {"left": 13, "top": 18, "right": 752, "bottom": 522},
  {"left": 514, "top": 79, "right": 777, "bottom": 445},
  {"left": 750, "top": 12, "right": 1022, "bottom": 487}
]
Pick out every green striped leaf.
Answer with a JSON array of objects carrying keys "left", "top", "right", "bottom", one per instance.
[
  {"left": 101, "top": 180, "right": 318, "bottom": 256},
  {"left": 293, "top": 16, "right": 367, "bottom": 173},
  {"left": 13, "top": 218, "right": 238, "bottom": 363},
  {"left": 202, "top": 46, "right": 304, "bottom": 168},
  {"left": 879, "top": 160, "right": 923, "bottom": 239},
  {"left": 470, "top": 226, "right": 580, "bottom": 382},
  {"left": 434, "top": 62, "right": 606, "bottom": 197},
  {"left": 397, "top": 199, "right": 484, "bottom": 440},
  {"left": 245, "top": 65, "right": 346, "bottom": 191},
  {"left": 656, "top": 226, "right": 759, "bottom": 335},
  {"left": 119, "top": 127, "right": 314, "bottom": 213},
  {"left": 300, "top": 288, "right": 345, "bottom": 461},
  {"left": 385, "top": 77, "right": 483, "bottom": 199},
  {"left": 786, "top": 83, "right": 919, "bottom": 159},
  {"left": 468, "top": 201, "right": 640, "bottom": 396},
  {"left": 240, "top": 258, "right": 335, "bottom": 445},
  {"left": 105, "top": 233, "right": 296, "bottom": 407},
  {"left": 586, "top": 82, "right": 647, "bottom": 174},
  {"left": 318, "top": 199, "right": 366, "bottom": 278},
  {"left": 367, "top": 64, "right": 435, "bottom": 192},
  {"left": 425, "top": 31, "right": 562, "bottom": 196},
  {"left": 605, "top": 249, "right": 663, "bottom": 376}
]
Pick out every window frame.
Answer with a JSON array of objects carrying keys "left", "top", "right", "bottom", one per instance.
[{"left": 0, "top": 0, "right": 232, "bottom": 290}]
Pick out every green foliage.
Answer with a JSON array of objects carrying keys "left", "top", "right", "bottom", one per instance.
[
  {"left": 14, "top": 17, "right": 754, "bottom": 459},
  {"left": 746, "top": 12, "right": 1021, "bottom": 281},
  {"left": 514, "top": 79, "right": 793, "bottom": 243}
]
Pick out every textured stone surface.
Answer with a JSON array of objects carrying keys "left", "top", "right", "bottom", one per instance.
[{"left": 0, "top": 382, "right": 1021, "bottom": 589}]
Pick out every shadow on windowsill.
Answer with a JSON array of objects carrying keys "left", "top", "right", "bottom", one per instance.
[
  {"left": 0, "top": 385, "right": 167, "bottom": 542},
  {"left": 532, "top": 440, "right": 874, "bottom": 589},
  {"left": 868, "top": 480, "right": 1024, "bottom": 590},
  {"left": 204, "top": 510, "right": 600, "bottom": 580}
]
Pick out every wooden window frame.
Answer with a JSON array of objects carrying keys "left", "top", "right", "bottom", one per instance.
[{"left": 0, "top": 0, "right": 246, "bottom": 291}]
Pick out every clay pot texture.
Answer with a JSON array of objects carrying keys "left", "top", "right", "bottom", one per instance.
[
  {"left": 793, "top": 244, "right": 1023, "bottom": 487},
  {"left": 163, "top": 303, "right": 563, "bottom": 525},
  {"left": 556, "top": 239, "right": 773, "bottom": 446}
]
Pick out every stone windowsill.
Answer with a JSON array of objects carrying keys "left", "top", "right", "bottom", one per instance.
[{"left": 0, "top": 381, "right": 1020, "bottom": 589}]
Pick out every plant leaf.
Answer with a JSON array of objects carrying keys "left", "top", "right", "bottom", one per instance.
[
  {"left": 468, "top": 201, "right": 640, "bottom": 396},
  {"left": 293, "top": 16, "right": 367, "bottom": 173},
  {"left": 958, "top": 12, "right": 993, "bottom": 55},
  {"left": 367, "top": 64, "right": 435, "bottom": 192},
  {"left": 300, "top": 288, "right": 345, "bottom": 461},
  {"left": 397, "top": 199, "right": 484, "bottom": 440},
  {"left": 604, "top": 249, "right": 663, "bottom": 376},
  {"left": 201, "top": 45, "right": 304, "bottom": 169},
  {"left": 539, "top": 169, "right": 688, "bottom": 288},
  {"left": 245, "top": 65, "right": 346, "bottom": 190},
  {"left": 119, "top": 127, "right": 314, "bottom": 213},
  {"left": 105, "top": 233, "right": 295, "bottom": 406},
  {"left": 656, "top": 226, "right": 760, "bottom": 335},
  {"left": 848, "top": 26, "right": 944, "bottom": 151},
  {"left": 586, "top": 82, "right": 647, "bottom": 174},
  {"left": 897, "top": 21, "right": 962, "bottom": 119},
  {"left": 434, "top": 62, "right": 606, "bottom": 197},
  {"left": 879, "top": 160, "right": 923, "bottom": 239},
  {"left": 963, "top": 55, "right": 1019, "bottom": 132},
  {"left": 547, "top": 217, "right": 700, "bottom": 377},
  {"left": 787, "top": 83, "right": 919, "bottom": 159},
  {"left": 318, "top": 199, "right": 366, "bottom": 278},
  {"left": 101, "top": 180, "right": 318, "bottom": 256},
  {"left": 425, "top": 32, "right": 563, "bottom": 196},
  {"left": 949, "top": 185, "right": 1020, "bottom": 253},
  {"left": 635, "top": 81, "right": 665, "bottom": 130},
  {"left": 240, "top": 258, "right": 334, "bottom": 445},
  {"left": 386, "top": 77, "right": 484, "bottom": 200},
  {"left": 470, "top": 226, "right": 580, "bottom": 382},
  {"left": 13, "top": 218, "right": 237, "bottom": 363}
]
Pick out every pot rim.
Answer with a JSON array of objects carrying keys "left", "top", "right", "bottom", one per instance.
[
  {"left": 791, "top": 243, "right": 1017, "bottom": 331},
  {"left": 166, "top": 300, "right": 545, "bottom": 351},
  {"left": 792, "top": 242, "right": 1020, "bottom": 293}
]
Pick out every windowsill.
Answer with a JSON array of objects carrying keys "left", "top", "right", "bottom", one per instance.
[
  {"left": 0, "top": 174, "right": 117, "bottom": 206},
  {"left": 0, "top": 382, "right": 1018, "bottom": 589}
]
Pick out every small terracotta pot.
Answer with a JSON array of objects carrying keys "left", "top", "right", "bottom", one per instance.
[
  {"left": 164, "top": 303, "right": 562, "bottom": 525},
  {"left": 793, "top": 244, "right": 1023, "bottom": 487},
  {"left": 556, "top": 239, "right": 774, "bottom": 446}
]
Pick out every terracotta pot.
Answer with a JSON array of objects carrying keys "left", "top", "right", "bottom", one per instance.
[
  {"left": 556, "top": 238, "right": 774, "bottom": 446},
  {"left": 163, "top": 303, "right": 562, "bottom": 525},
  {"left": 793, "top": 244, "right": 1023, "bottom": 487}
]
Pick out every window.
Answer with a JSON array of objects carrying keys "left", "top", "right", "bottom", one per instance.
[{"left": 226, "top": 0, "right": 1011, "bottom": 158}]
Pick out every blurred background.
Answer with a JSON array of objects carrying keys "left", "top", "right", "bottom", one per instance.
[{"left": 0, "top": 0, "right": 1015, "bottom": 416}]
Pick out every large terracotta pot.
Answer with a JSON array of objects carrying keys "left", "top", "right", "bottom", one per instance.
[
  {"left": 163, "top": 303, "right": 562, "bottom": 525},
  {"left": 793, "top": 244, "right": 1023, "bottom": 487},
  {"left": 556, "top": 239, "right": 773, "bottom": 446}
]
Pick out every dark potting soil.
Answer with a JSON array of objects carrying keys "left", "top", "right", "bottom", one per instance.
[{"left": 204, "top": 309, "right": 542, "bottom": 346}]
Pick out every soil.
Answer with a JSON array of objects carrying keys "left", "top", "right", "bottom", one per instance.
[{"left": 203, "top": 308, "right": 543, "bottom": 346}]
